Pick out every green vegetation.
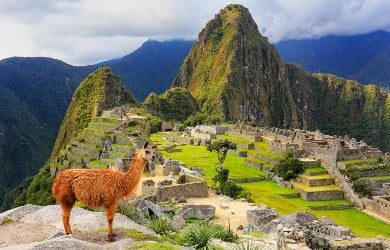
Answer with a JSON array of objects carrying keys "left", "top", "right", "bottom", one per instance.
[
  {"left": 177, "top": 222, "right": 237, "bottom": 249},
  {"left": 304, "top": 167, "right": 327, "bottom": 174},
  {"left": 150, "top": 133, "right": 264, "bottom": 183},
  {"left": 51, "top": 67, "right": 138, "bottom": 162},
  {"left": 152, "top": 131, "right": 390, "bottom": 237},
  {"left": 241, "top": 181, "right": 389, "bottom": 237},
  {"left": 7, "top": 67, "right": 139, "bottom": 209},
  {"left": 143, "top": 88, "right": 199, "bottom": 122},
  {"left": 12, "top": 163, "right": 55, "bottom": 208},
  {"left": 340, "top": 158, "right": 378, "bottom": 166},
  {"left": 352, "top": 178, "right": 373, "bottom": 197},
  {"left": 1, "top": 217, "right": 14, "bottom": 224},
  {"left": 147, "top": 217, "right": 174, "bottom": 235},
  {"left": 126, "top": 228, "right": 159, "bottom": 241},
  {"left": 340, "top": 164, "right": 390, "bottom": 180},
  {"left": 274, "top": 149, "right": 304, "bottom": 180},
  {"left": 128, "top": 242, "right": 181, "bottom": 250}
]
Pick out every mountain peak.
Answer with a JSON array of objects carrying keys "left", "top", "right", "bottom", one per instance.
[
  {"left": 172, "top": 4, "right": 283, "bottom": 121},
  {"left": 50, "top": 66, "right": 137, "bottom": 161}
]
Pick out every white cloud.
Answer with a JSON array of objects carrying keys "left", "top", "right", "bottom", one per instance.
[{"left": 0, "top": 0, "right": 389, "bottom": 65}]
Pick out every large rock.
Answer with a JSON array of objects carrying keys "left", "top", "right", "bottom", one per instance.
[
  {"left": 260, "top": 211, "right": 317, "bottom": 233},
  {"left": 246, "top": 204, "right": 278, "bottom": 227},
  {"left": 176, "top": 204, "right": 216, "bottom": 220},
  {"left": 0, "top": 205, "right": 155, "bottom": 249}
]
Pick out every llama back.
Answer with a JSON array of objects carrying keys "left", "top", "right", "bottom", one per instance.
[{"left": 52, "top": 169, "right": 128, "bottom": 208}]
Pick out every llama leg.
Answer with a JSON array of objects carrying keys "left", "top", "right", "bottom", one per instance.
[
  {"left": 61, "top": 203, "right": 74, "bottom": 235},
  {"left": 105, "top": 204, "right": 117, "bottom": 242}
]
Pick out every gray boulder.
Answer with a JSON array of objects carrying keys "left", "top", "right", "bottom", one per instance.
[
  {"left": 176, "top": 204, "right": 216, "bottom": 220},
  {"left": 246, "top": 204, "right": 278, "bottom": 227}
]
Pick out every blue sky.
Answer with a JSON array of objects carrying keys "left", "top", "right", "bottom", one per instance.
[{"left": 0, "top": 0, "right": 389, "bottom": 65}]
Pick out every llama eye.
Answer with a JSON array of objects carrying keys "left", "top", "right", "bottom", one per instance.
[{"left": 145, "top": 151, "right": 150, "bottom": 154}]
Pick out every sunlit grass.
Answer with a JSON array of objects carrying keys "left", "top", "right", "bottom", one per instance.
[
  {"left": 304, "top": 167, "right": 327, "bottom": 174},
  {"left": 151, "top": 133, "right": 265, "bottom": 183},
  {"left": 340, "top": 158, "right": 378, "bottom": 166}
]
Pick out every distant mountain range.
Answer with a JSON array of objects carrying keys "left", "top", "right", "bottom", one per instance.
[
  {"left": 0, "top": 19, "right": 389, "bottom": 208},
  {"left": 275, "top": 30, "right": 390, "bottom": 89},
  {"left": 100, "top": 39, "right": 194, "bottom": 101}
]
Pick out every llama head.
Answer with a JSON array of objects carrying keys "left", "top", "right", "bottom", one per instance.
[{"left": 140, "top": 141, "right": 157, "bottom": 162}]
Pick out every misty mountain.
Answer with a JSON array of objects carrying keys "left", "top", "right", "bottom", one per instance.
[{"left": 275, "top": 30, "right": 390, "bottom": 88}]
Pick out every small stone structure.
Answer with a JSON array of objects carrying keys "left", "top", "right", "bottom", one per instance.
[{"left": 142, "top": 174, "right": 208, "bottom": 202}]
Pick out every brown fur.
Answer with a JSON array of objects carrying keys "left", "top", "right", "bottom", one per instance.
[{"left": 52, "top": 141, "right": 156, "bottom": 241}]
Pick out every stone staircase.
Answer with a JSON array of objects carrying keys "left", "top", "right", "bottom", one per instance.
[{"left": 291, "top": 166, "right": 344, "bottom": 201}]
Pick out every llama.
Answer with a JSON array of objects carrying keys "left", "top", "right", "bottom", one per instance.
[{"left": 52, "top": 141, "right": 157, "bottom": 242}]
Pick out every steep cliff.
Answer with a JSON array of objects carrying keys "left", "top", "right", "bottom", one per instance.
[{"left": 172, "top": 4, "right": 389, "bottom": 151}]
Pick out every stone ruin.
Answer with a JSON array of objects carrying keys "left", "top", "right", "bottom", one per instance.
[
  {"left": 246, "top": 204, "right": 390, "bottom": 250},
  {"left": 141, "top": 174, "right": 208, "bottom": 203},
  {"left": 364, "top": 195, "right": 390, "bottom": 221}
]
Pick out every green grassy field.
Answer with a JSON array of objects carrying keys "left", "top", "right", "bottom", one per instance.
[{"left": 150, "top": 132, "right": 390, "bottom": 238}]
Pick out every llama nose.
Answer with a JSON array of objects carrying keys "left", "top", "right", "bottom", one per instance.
[{"left": 151, "top": 156, "right": 155, "bottom": 161}]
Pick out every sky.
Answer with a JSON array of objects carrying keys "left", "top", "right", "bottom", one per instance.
[{"left": 0, "top": 0, "right": 389, "bottom": 66}]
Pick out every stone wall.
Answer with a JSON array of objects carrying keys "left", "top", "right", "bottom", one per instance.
[
  {"left": 322, "top": 161, "right": 364, "bottom": 209},
  {"left": 152, "top": 174, "right": 208, "bottom": 202},
  {"left": 302, "top": 142, "right": 338, "bottom": 164},
  {"left": 364, "top": 196, "right": 390, "bottom": 220},
  {"left": 191, "top": 131, "right": 216, "bottom": 141},
  {"left": 300, "top": 190, "right": 344, "bottom": 201},
  {"left": 269, "top": 140, "right": 297, "bottom": 155},
  {"left": 190, "top": 125, "right": 229, "bottom": 135}
]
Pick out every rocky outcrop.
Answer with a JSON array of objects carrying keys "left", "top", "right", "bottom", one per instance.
[{"left": 0, "top": 204, "right": 157, "bottom": 249}]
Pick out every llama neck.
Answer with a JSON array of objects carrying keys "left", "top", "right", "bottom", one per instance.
[{"left": 122, "top": 154, "right": 148, "bottom": 196}]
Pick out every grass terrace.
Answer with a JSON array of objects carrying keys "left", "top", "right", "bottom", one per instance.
[{"left": 242, "top": 181, "right": 390, "bottom": 238}]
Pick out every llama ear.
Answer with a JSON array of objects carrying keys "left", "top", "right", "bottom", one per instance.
[{"left": 143, "top": 141, "right": 150, "bottom": 148}]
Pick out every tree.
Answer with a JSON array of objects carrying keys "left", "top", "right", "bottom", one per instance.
[
  {"left": 275, "top": 149, "right": 304, "bottom": 181},
  {"left": 206, "top": 139, "right": 236, "bottom": 193}
]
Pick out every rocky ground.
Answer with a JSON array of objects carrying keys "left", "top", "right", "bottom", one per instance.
[{"left": 0, "top": 204, "right": 156, "bottom": 249}]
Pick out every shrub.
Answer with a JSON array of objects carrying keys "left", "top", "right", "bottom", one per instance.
[
  {"left": 116, "top": 200, "right": 141, "bottom": 223},
  {"left": 178, "top": 222, "right": 237, "bottom": 249},
  {"left": 352, "top": 178, "right": 373, "bottom": 197},
  {"left": 223, "top": 180, "right": 243, "bottom": 199},
  {"left": 149, "top": 117, "right": 163, "bottom": 134},
  {"left": 147, "top": 217, "right": 174, "bottom": 235},
  {"left": 274, "top": 149, "right": 304, "bottom": 180}
]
